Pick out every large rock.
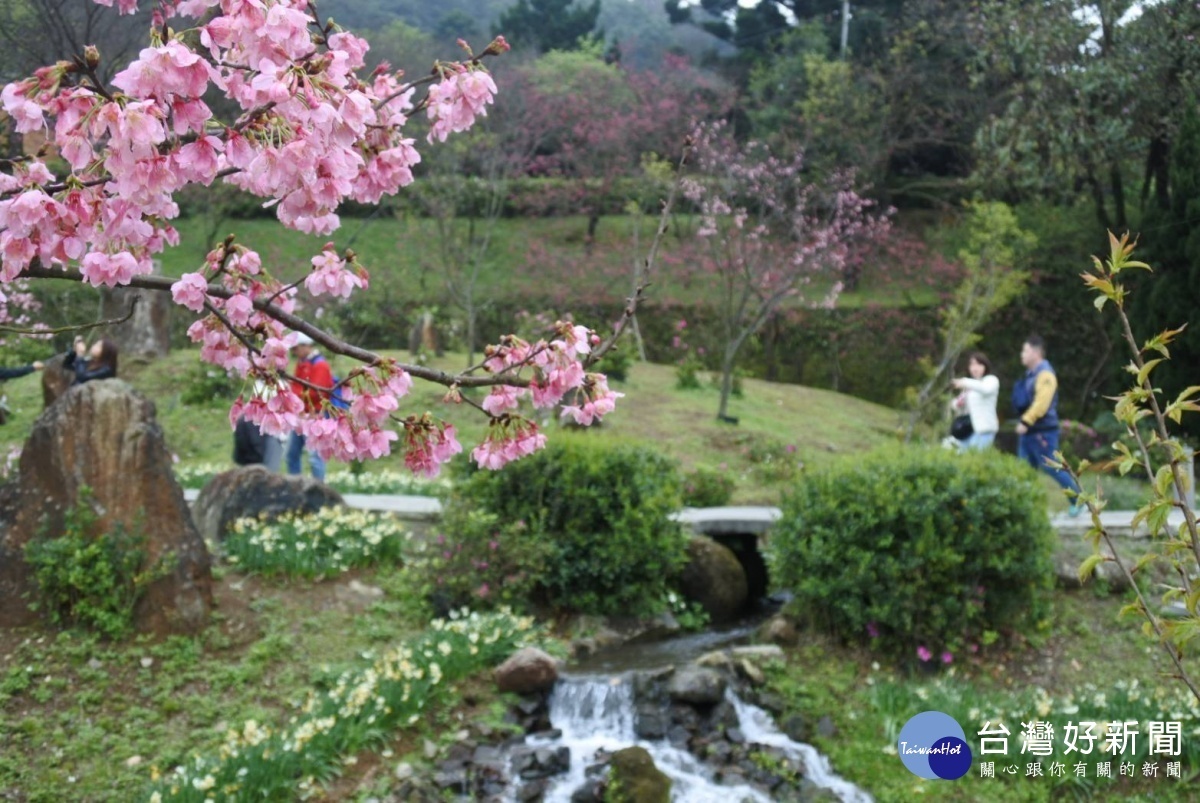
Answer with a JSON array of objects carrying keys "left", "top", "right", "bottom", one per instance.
[
  {"left": 40, "top": 353, "right": 73, "bottom": 409},
  {"left": 0, "top": 380, "right": 213, "bottom": 634},
  {"left": 607, "top": 747, "right": 671, "bottom": 803},
  {"left": 99, "top": 276, "right": 172, "bottom": 359},
  {"left": 495, "top": 647, "right": 560, "bottom": 695},
  {"left": 667, "top": 666, "right": 727, "bottom": 706},
  {"left": 191, "top": 465, "right": 345, "bottom": 542},
  {"left": 679, "top": 535, "right": 749, "bottom": 623}
]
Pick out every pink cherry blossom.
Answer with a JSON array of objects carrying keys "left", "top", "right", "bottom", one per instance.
[{"left": 171, "top": 272, "right": 210, "bottom": 311}]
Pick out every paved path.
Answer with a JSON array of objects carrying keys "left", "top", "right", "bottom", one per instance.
[
  {"left": 182, "top": 488, "right": 443, "bottom": 521},
  {"left": 1052, "top": 509, "right": 1188, "bottom": 539},
  {"left": 180, "top": 487, "right": 1183, "bottom": 537}
]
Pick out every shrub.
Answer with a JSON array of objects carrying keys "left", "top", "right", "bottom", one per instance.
[
  {"left": 223, "top": 508, "right": 408, "bottom": 579},
  {"left": 682, "top": 465, "right": 735, "bottom": 507},
  {"left": 675, "top": 353, "right": 704, "bottom": 389},
  {"left": 459, "top": 436, "right": 687, "bottom": 615},
  {"left": 404, "top": 509, "right": 552, "bottom": 614},
  {"left": 767, "top": 446, "right": 1055, "bottom": 663},
  {"left": 24, "top": 489, "right": 171, "bottom": 640},
  {"left": 593, "top": 346, "right": 634, "bottom": 382},
  {"left": 179, "top": 362, "right": 238, "bottom": 407}
]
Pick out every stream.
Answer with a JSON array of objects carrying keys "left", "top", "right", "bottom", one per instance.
[{"left": 501, "top": 619, "right": 874, "bottom": 803}]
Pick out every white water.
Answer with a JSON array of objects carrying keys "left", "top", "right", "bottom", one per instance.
[{"left": 512, "top": 675, "right": 873, "bottom": 803}]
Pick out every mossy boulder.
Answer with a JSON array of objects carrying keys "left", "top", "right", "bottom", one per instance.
[
  {"left": 606, "top": 746, "right": 670, "bottom": 803},
  {"left": 678, "top": 535, "right": 748, "bottom": 623}
]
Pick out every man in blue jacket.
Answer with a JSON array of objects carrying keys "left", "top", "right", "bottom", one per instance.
[{"left": 1012, "top": 335, "right": 1082, "bottom": 516}]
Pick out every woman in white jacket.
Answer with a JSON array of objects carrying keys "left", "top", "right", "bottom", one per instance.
[{"left": 950, "top": 352, "right": 1000, "bottom": 451}]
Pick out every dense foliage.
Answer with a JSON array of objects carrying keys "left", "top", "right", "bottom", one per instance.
[
  {"left": 24, "top": 489, "right": 169, "bottom": 640},
  {"left": 457, "top": 436, "right": 687, "bottom": 614},
  {"left": 768, "top": 446, "right": 1056, "bottom": 663}
]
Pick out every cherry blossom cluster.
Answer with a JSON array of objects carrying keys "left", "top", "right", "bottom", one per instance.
[
  {"left": 0, "top": 0, "right": 615, "bottom": 473},
  {"left": 680, "top": 122, "right": 890, "bottom": 306},
  {"left": 469, "top": 320, "right": 624, "bottom": 469}
]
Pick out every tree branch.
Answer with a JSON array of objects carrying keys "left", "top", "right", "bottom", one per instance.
[
  {"left": 16, "top": 264, "right": 531, "bottom": 390},
  {"left": 0, "top": 295, "right": 138, "bottom": 335}
]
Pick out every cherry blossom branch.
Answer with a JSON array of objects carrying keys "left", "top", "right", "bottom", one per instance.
[{"left": 18, "top": 263, "right": 531, "bottom": 390}]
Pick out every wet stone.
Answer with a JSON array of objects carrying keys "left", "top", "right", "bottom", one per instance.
[
  {"left": 726, "top": 726, "right": 746, "bottom": 744},
  {"left": 569, "top": 777, "right": 605, "bottom": 803},
  {"left": 472, "top": 745, "right": 504, "bottom": 766},
  {"left": 512, "top": 745, "right": 571, "bottom": 780},
  {"left": 817, "top": 715, "right": 837, "bottom": 738},
  {"left": 635, "top": 707, "right": 669, "bottom": 740},
  {"left": 518, "top": 778, "right": 549, "bottom": 802},
  {"left": 668, "top": 725, "right": 692, "bottom": 748},
  {"left": 433, "top": 767, "right": 467, "bottom": 793},
  {"left": 781, "top": 713, "right": 809, "bottom": 742}
]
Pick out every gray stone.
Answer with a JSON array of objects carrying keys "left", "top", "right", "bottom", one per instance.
[
  {"left": 759, "top": 615, "right": 800, "bottom": 647},
  {"left": 191, "top": 465, "right": 345, "bottom": 542},
  {"left": 668, "top": 666, "right": 728, "bottom": 706},
  {"left": 726, "top": 727, "right": 746, "bottom": 744},
  {"left": 512, "top": 745, "right": 570, "bottom": 780},
  {"left": 730, "top": 645, "right": 785, "bottom": 661},
  {"left": 738, "top": 658, "right": 766, "bottom": 686},
  {"left": 635, "top": 707, "right": 669, "bottom": 740},
  {"left": 495, "top": 647, "right": 561, "bottom": 695},
  {"left": 781, "top": 714, "right": 809, "bottom": 743},
  {"left": 817, "top": 715, "right": 836, "bottom": 739},
  {"left": 696, "top": 650, "right": 734, "bottom": 671}
]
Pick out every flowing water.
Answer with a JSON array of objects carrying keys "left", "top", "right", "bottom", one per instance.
[{"left": 513, "top": 673, "right": 874, "bottom": 803}]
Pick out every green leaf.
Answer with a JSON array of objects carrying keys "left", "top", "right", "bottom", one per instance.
[
  {"left": 1131, "top": 551, "right": 1159, "bottom": 576},
  {"left": 1137, "top": 359, "right": 1164, "bottom": 388}
]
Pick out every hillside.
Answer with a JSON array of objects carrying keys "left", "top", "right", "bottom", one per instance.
[{"left": 0, "top": 350, "right": 902, "bottom": 504}]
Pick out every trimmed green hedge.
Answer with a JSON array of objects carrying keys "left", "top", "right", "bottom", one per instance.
[
  {"left": 458, "top": 435, "right": 687, "bottom": 615},
  {"left": 767, "top": 446, "right": 1055, "bottom": 663}
]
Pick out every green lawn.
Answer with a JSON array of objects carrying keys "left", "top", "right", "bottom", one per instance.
[
  {"left": 765, "top": 589, "right": 1198, "bottom": 802},
  {"left": 0, "top": 349, "right": 901, "bottom": 504},
  {"left": 158, "top": 213, "right": 943, "bottom": 310}
]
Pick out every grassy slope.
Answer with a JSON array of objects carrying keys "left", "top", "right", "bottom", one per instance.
[
  {"left": 0, "top": 349, "right": 901, "bottom": 504},
  {"left": 159, "top": 214, "right": 941, "bottom": 309}
]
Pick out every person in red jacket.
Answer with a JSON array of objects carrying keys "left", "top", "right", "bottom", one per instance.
[{"left": 286, "top": 333, "right": 333, "bottom": 480}]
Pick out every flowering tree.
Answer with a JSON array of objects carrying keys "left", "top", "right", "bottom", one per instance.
[
  {"left": 681, "top": 122, "right": 890, "bottom": 421},
  {"left": 0, "top": 0, "right": 627, "bottom": 476}
]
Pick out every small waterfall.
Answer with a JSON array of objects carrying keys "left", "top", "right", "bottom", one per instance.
[
  {"left": 515, "top": 674, "right": 873, "bottom": 803},
  {"left": 727, "top": 690, "right": 873, "bottom": 803}
]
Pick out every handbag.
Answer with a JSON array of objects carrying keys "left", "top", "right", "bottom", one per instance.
[{"left": 950, "top": 414, "right": 973, "bottom": 441}]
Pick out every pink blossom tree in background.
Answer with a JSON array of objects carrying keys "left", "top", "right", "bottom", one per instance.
[
  {"left": 682, "top": 122, "right": 891, "bottom": 422},
  {"left": 0, "top": 0, "right": 626, "bottom": 475}
]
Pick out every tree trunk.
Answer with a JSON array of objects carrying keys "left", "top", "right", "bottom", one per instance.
[
  {"left": 466, "top": 307, "right": 477, "bottom": 369},
  {"left": 763, "top": 313, "right": 779, "bottom": 382},
  {"left": 717, "top": 352, "right": 736, "bottom": 421},
  {"left": 585, "top": 212, "right": 600, "bottom": 255}
]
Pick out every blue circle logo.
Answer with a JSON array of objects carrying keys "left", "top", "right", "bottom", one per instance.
[{"left": 897, "top": 711, "right": 973, "bottom": 780}]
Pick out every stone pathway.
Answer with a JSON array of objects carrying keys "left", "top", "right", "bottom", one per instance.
[{"left": 1051, "top": 509, "right": 1188, "bottom": 539}]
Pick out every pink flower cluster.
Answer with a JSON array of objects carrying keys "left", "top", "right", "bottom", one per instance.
[{"left": 0, "top": 1, "right": 617, "bottom": 472}]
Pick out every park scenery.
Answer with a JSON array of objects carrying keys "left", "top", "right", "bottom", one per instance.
[{"left": 3, "top": 0, "right": 1200, "bottom": 801}]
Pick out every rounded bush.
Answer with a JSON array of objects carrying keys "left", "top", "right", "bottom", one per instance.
[
  {"left": 682, "top": 465, "right": 735, "bottom": 508},
  {"left": 459, "top": 435, "right": 686, "bottom": 615},
  {"left": 767, "top": 446, "right": 1055, "bottom": 662}
]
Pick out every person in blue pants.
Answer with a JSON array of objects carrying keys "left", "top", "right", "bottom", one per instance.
[{"left": 1012, "top": 335, "right": 1082, "bottom": 516}]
